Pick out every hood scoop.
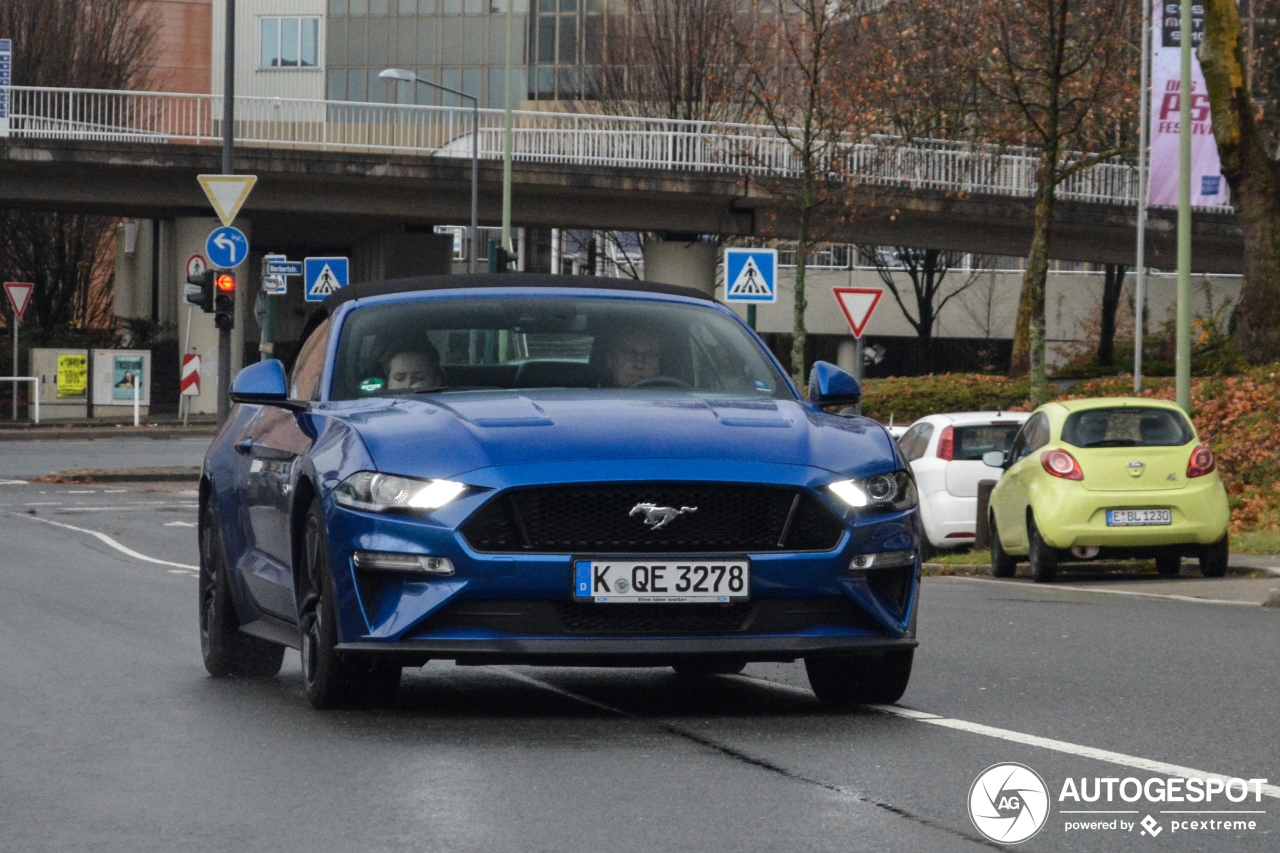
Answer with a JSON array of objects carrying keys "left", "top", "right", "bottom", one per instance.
[
  {"left": 708, "top": 399, "right": 794, "bottom": 428},
  {"left": 433, "top": 395, "right": 554, "bottom": 428}
]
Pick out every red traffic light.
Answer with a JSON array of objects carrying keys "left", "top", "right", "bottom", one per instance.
[{"left": 215, "top": 273, "right": 235, "bottom": 292}]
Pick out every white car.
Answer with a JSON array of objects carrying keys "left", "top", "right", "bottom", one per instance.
[{"left": 898, "top": 412, "right": 1030, "bottom": 554}]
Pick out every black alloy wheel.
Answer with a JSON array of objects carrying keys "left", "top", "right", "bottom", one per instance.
[
  {"left": 298, "top": 501, "right": 400, "bottom": 709},
  {"left": 989, "top": 516, "right": 1018, "bottom": 578},
  {"left": 804, "top": 649, "right": 914, "bottom": 708},
  {"left": 1027, "top": 515, "right": 1059, "bottom": 584},
  {"left": 199, "top": 501, "right": 285, "bottom": 678}
]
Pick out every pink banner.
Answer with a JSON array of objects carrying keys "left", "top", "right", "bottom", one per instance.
[{"left": 1148, "top": 1, "right": 1228, "bottom": 207}]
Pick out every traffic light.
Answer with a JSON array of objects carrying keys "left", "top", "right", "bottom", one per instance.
[
  {"left": 185, "top": 269, "right": 214, "bottom": 312},
  {"left": 214, "top": 271, "right": 235, "bottom": 329}
]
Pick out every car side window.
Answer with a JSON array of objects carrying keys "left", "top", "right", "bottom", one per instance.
[
  {"left": 1024, "top": 413, "right": 1050, "bottom": 454},
  {"left": 290, "top": 318, "right": 331, "bottom": 400},
  {"left": 898, "top": 423, "right": 934, "bottom": 462},
  {"left": 1008, "top": 422, "right": 1031, "bottom": 463}
]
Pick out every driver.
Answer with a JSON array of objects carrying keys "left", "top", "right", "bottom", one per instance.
[
  {"left": 606, "top": 327, "right": 663, "bottom": 387},
  {"left": 385, "top": 344, "right": 442, "bottom": 391}
]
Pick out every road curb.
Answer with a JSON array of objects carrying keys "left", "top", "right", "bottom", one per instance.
[
  {"left": 922, "top": 561, "right": 1280, "bottom": 579},
  {"left": 0, "top": 427, "right": 217, "bottom": 441},
  {"left": 26, "top": 467, "right": 201, "bottom": 484}
]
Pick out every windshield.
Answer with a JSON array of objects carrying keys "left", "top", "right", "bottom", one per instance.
[
  {"left": 1061, "top": 407, "right": 1194, "bottom": 448},
  {"left": 329, "top": 295, "right": 789, "bottom": 400}
]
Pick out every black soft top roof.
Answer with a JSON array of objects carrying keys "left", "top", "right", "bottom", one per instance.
[{"left": 320, "top": 272, "right": 713, "bottom": 311}]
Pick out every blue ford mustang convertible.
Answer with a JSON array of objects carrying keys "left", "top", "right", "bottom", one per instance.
[{"left": 199, "top": 274, "right": 921, "bottom": 709}]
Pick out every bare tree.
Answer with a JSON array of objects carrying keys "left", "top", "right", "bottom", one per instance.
[
  {"left": 738, "top": 0, "right": 872, "bottom": 387},
  {"left": 1202, "top": 0, "right": 1280, "bottom": 362},
  {"left": 958, "top": 267, "right": 1016, "bottom": 341},
  {"left": 590, "top": 0, "right": 750, "bottom": 122},
  {"left": 855, "top": 247, "right": 992, "bottom": 371},
  {"left": 974, "top": 0, "right": 1136, "bottom": 403},
  {"left": 0, "top": 0, "right": 155, "bottom": 339}
]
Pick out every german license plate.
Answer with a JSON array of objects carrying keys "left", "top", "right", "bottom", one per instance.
[
  {"left": 574, "top": 560, "right": 750, "bottom": 603},
  {"left": 1106, "top": 508, "right": 1172, "bottom": 526}
]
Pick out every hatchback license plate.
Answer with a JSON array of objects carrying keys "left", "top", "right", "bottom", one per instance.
[
  {"left": 1106, "top": 509, "right": 1172, "bottom": 526},
  {"left": 574, "top": 560, "right": 749, "bottom": 603}
]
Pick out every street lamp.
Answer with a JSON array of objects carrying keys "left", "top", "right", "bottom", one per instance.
[{"left": 379, "top": 68, "right": 479, "bottom": 274}]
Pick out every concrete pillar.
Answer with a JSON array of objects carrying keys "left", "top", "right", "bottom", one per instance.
[
  {"left": 837, "top": 338, "right": 857, "bottom": 375},
  {"left": 641, "top": 240, "right": 718, "bottom": 297}
]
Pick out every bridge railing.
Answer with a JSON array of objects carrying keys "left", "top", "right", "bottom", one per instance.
[{"left": 1, "top": 85, "right": 1231, "bottom": 213}]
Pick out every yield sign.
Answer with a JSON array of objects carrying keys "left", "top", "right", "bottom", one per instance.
[
  {"left": 832, "top": 287, "right": 883, "bottom": 338},
  {"left": 197, "top": 174, "right": 258, "bottom": 227},
  {"left": 4, "top": 282, "right": 34, "bottom": 320}
]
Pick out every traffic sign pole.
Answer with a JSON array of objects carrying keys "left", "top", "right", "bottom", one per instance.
[
  {"left": 4, "top": 282, "right": 35, "bottom": 421},
  {"left": 9, "top": 305, "right": 15, "bottom": 421}
]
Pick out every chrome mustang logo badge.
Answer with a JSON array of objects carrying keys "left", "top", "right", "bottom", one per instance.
[{"left": 630, "top": 503, "right": 698, "bottom": 530}]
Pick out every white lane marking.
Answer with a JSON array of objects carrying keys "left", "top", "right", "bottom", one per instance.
[
  {"left": 729, "top": 674, "right": 1280, "bottom": 800},
  {"left": 64, "top": 489, "right": 96, "bottom": 494},
  {"left": 0, "top": 480, "right": 31, "bottom": 485},
  {"left": 164, "top": 521, "right": 197, "bottom": 527},
  {"left": 15, "top": 514, "right": 199, "bottom": 570},
  {"left": 873, "top": 705, "right": 1280, "bottom": 800},
  {"left": 938, "top": 575, "right": 1263, "bottom": 607}
]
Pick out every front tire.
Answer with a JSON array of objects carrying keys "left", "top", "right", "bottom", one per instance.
[
  {"left": 1198, "top": 536, "right": 1229, "bottom": 578},
  {"left": 298, "top": 501, "right": 400, "bottom": 709},
  {"left": 199, "top": 501, "right": 285, "bottom": 678},
  {"left": 990, "top": 516, "right": 1017, "bottom": 578},
  {"left": 1027, "top": 516, "right": 1059, "bottom": 584},
  {"left": 805, "top": 649, "right": 914, "bottom": 708}
]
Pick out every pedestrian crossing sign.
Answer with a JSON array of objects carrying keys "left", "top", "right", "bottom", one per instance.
[
  {"left": 724, "top": 248, "right": 777, "bottom": 303},
  {"left": 304, "top": 256, "right": 348, "bottom": 302}
]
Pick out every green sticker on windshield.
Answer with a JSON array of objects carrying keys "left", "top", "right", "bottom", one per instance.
[{"left": 359, "top": 377, "right": 386, "bottom": 394}]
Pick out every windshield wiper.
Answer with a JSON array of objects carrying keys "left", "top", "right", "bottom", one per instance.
[{"left": 409, "top": 386, "right": 466, "bottom": 394}]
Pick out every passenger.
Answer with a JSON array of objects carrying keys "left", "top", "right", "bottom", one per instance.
[
  {"left": 385, "top": 344, "right": 442, "bottom": 391},
  {"left": 605, "top": 327, "right": 663, "bottom": 387}
]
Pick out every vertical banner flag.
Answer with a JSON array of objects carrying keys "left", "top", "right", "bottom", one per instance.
[
  {"left": 0, "top": 39, "right": 11, "bottom": 138},
  {"left": 1148, "top": 1, "right": 1228, "bottom": 207}
]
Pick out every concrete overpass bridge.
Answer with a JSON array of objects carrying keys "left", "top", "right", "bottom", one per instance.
[{"left": 0, "top": 86, "right": 1245, "bottom": 273}]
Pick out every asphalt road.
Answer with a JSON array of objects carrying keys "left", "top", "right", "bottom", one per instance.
[
  {"left": 0, "top": 436, "right": 210, "bottom": 479},
  {"left": 1, "top": 474, "right": 1277, "bottom": 852}
]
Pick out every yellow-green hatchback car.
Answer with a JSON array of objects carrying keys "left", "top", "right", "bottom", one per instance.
[{"left": 984, "top": 398, "right": 1230, "bottom": 582}]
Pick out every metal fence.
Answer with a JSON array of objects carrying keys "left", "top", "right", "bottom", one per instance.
[{"left": 0, "top": 85, "right": 1231, "bottom": 213}]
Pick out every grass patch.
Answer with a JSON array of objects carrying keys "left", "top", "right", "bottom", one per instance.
[
  {"left": 1228, "top": 529, "right": 1280, "bottom": 555},
  {"left": 927, "top": 548, "right": 991, "bottom": 565}
]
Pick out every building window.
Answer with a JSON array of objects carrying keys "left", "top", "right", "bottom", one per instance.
[{"left": 261, "top": 17, "right": 321, "bottom": 68}]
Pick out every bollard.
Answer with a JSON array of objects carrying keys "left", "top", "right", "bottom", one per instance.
[
  {"left": 975, "top": 479, "right": 998, "bottom": 549},
  {"left": 133, "top": 376, "right": 140, "bottom": 427}
]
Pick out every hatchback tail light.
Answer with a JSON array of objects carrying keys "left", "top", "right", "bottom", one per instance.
[
  {"left": 1040, "top": 449, "right": 1083, "bottom": 480},
  {"left": 1187, "top": 445, "right": 1216, "bottom": 478},
  {"left": 936, "top": 425, "right": 954, "bottom": 460}
]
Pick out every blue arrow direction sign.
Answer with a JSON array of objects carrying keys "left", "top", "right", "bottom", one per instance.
[
  {"left": 724, "top": 248, "right": 778, "bottom": 303},
  {"left": 304, "top": 256, "right": 348, "bottom": 302},
  {"left": 206, "top": 226, "right": 249, "bottom": 268},
  {"left": 267, "top": 260, "right": 303, "bottom": 276}
]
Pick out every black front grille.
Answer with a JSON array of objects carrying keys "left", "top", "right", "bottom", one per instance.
[
  {"left": 419, "top": 597, "right": 879, "bottom": 637},
  {"left": 460, "top": 483, "right": 845, "bottom": 554}
]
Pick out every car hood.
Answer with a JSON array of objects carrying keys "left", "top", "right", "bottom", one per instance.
[{"left": 324, "top": 389, "right": 896, "bottom": 481}]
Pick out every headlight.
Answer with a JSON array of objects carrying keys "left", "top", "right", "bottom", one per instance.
[
  {"left": 828, "top": 470, "right": 916, "bottom": 512},
  {"left": 334, "top": 472, "right": 467, "bottom": 513}
]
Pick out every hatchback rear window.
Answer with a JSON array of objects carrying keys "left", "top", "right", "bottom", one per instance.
[
  {"left": 953, "top": 424, "right": 1022, "bottom": 461},
  {"left": 1061, "top": 407, "right": 1193, "bottom": 448}
]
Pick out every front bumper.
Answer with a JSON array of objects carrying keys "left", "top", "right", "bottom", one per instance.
[{"left": 1031, "top": 475, "right": 1230, "bottom": 550}]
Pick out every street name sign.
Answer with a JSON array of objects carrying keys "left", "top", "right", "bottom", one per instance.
[
  {"left": 724, "top": 248, "right": 778, "bottom": 303},
  {"left": 832, "top": 287, "right": 884, "bottom": 338},
  {"left": 197, "top": 174, "right": 257, "bottom": 227}
]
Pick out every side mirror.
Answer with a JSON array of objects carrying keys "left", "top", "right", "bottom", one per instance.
[
  {"left": 230, "top": 359, "right": 305, "bottom": 410},
  {"left": 982, "top": 450, "right": 1006, "bottom": 469},
  {"left": 808, "top": 361, "right": 861, "bottom": 407}
]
